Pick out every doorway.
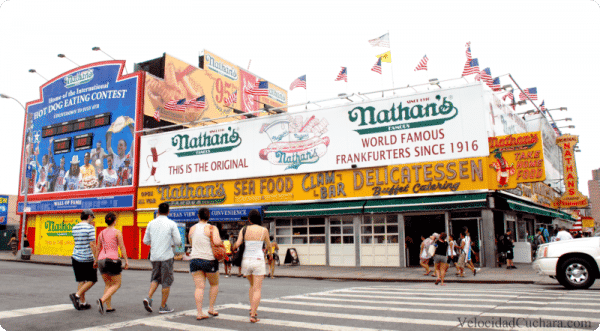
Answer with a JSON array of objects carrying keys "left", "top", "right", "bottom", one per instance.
[
  {"left": 404, "top": 214, "right": 445, "bottom": 266},
  {"left": 450, "top": 218, "right": 481, "bottom": 266}
]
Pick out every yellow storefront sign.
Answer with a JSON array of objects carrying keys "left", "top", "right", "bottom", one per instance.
[
  {"left": 487, "top": 131, "right": 545, "bottom": 190},
  {"left": 137, "top": 157, "right": 489, "bottom": 209},
  {"left": 34, "top": 212, "right": 134, "bottom": 256}
]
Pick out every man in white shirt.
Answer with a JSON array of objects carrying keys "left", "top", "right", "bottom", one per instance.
[
  {"left": 142, "top": 203, "right": 182, "bottom": 314},
  {"left": 555, "top": 227, "right": 574, "bottom": 241}
]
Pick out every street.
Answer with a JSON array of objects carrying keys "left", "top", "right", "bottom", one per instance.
[{"left": 1, "top": 261, "right": 600, "bottom": 330}]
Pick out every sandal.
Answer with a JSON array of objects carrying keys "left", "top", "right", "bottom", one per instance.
[
  {"left": 208, "top": 311, "right": 219, "bottom": 316},
  {"left": 423, "top": 271, "right": 430, "bottom": 276},
  {"left": 197, "top": 315, "right": 209, "bottom": 320},
  {"left": 250, "top": 314, "right": 260, "bottom": 323}
]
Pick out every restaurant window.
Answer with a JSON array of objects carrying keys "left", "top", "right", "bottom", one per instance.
[
  {"left": 361, "top": 214, "right": 399, "bottom": 244},
  {"left": 275, "top": 217, "right": 326, "bottom": 245}
]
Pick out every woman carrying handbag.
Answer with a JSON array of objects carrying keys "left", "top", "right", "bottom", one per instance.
[
  {"left": 188, "top": 207, "right": 222, "bottom": 320},
  {"left": 232, "top": 209, "right": 271, "bottom": 323},
  {"left": 96, "top": 212, "right": 129, "bottom": 314}
]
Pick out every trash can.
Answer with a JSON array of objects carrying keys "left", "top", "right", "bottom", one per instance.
[{"left": 20, "top": 248, "right": 32, "bottom": 260}]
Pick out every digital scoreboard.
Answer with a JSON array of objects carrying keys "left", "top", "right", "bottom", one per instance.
[{"left": 42, "top": 112, "right": 111, "bottom": 138}]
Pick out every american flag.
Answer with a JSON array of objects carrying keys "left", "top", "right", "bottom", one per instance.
[
  {"left": 414, "top": 55, "right": 428, "bottom": 71},
  {"left": 540, "top": 100, "right": 547, "bottom": 113},
  {"left": 153, "top": 109, "right": 160, "bottom": 122},
  {"left": 224, "top": 90, "right": 237, "bottom": 106},
  {"left": 368, "top": 33, "right": 390, "bottom": 48},
  {"left": 290, "top": 75, "right": 306, "bottom": 90},
  {"left": 551, "top": 122, "right": 561, "bottom": 136},
  {"left": 465, "top": 42, "right": 472, "bottom": 61},
  {"left": 335, "top": 67, "right": 347, "bottom": 82},
  {"left": 491, "top": 77, "right": 501, "bottom": 91},
  {"left": 462, "top": 58, "right": 479, "bottom": 76},
  {"left": 185, "top": 95, "right": 206, "bottom": 109},
  {"left": 503, "top": 92, "right": 514, "bottom": 102},
  {"left": 164, "top": 98, "right": 187, "bottom": 111},
  {"left": 247, "top": 80, "right": 269, "bottom": 96},
  {"left": 519, "top": 87, "right": 538, "bottom": 101},
  {"left": 371, "top": 57, "right": 382, "bottom": 74},
  {"left": 475, "top": 68, "right": 493, "bottom": 86}
]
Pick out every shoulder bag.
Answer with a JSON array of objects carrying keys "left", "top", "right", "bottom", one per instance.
[
  {"left": 428, "top": 241, "right": 437, "bottom": 257},
  {"left": 100, "top": 230, "right": 122, "bottom": 274},
  {"left": 210, "top": 225, "right": 227, "bottom": 262},
  {"left": 231, "top": 226, "right": 247, "bottom": 267}
]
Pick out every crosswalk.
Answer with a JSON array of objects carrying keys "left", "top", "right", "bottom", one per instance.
[{"left": 2, "top": 285, "right": 600, "bottom": 330}]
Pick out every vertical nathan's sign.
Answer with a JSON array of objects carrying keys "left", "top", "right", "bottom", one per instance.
[{"left": 554, "top": 134, "right": 588, "bottom": 208}]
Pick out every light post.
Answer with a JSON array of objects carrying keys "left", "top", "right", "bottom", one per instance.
[
  {"left": 92, "top": 47, "right": 128, "bottom": 74},
  {"left": 57, "top": 54, "right": 80, "bottom": 67},
  {"left": 558, "top": 125, "right": 575, "bottom": 129},
  {"left": 0, "top": 93, "right": 29, "bottom": 257},
  {"left": 28, "top": 69, "right": 48, "bottom": 81},
  {"left": 553, "top": 118, "right": 572, "bottom": 122}
]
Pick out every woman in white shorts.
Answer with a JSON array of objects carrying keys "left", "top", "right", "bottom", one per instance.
[{"left": 232, "top": 209, "right": 271, "bottom": 323}]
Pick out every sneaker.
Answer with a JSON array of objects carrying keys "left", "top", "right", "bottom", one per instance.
[
  {"left": 97, "top": 298, "right": 105, "bottom": 315},
  {"left": 80, "top": 303, "right": 92, "bottom": 310},
  {"left": 69, "top": 293, "right": 80, "bottom": 310},
  {"left": 143, "top": 298, "right": 153, "bottom": 313},
  {"left": 159, "top": 305, "right": 174, "bottom": 314},
  {"left": 473, "top": 268, "right": 477, "bottom": 276}
]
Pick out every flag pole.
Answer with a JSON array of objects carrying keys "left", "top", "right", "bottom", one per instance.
[{"left": 388, "top": 30, "right": 396, "bottom": 94}]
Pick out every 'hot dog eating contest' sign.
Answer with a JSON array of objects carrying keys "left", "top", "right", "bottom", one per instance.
[{"left": 139, "top": 84, "right": 490, "bottom": 187}]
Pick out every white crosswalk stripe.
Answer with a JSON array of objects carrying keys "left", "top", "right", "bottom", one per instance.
[{"left": 3, "top": 285, "right": 598, "bottom": 331}]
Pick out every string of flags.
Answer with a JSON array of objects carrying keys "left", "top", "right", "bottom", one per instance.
[{"left": 414, "top": 55, "right": 428, "bottom": 71}]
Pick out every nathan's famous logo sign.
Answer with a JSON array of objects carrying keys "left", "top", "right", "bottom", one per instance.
[
  {"left": 487, "top": 132, "right": 545, "bottom": 189},
  {"left": 137, "top": 156, "right": 489, "bottom": 209},
  {"left": 205, "top": 53, "right": 238, "bottom": 81},
  {"left": 64, "top": 69, "right": 94, "bottom": 88},
  {"left": 348, "top": 94, "right": 457, "bottom": 135},
  {"left": 259, "top": 115, "right": 329, "bottom": 170},
  {"left": 554, "top": 134, "right": 588, "bottom": 208},
  {"left": 171, "top": 126, "right": 241, "bottom": 157}
]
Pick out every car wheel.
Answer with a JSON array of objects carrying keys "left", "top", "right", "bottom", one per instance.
[{"left": 556, "top": 257, "right": 595, "bottom": 289}]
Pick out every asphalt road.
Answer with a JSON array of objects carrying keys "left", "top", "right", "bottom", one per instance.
[{"left": 1, "top": 261, "right": 600, "bottom": 331}]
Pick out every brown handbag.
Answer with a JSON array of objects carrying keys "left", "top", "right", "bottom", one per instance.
[{"left": 210, "top": 226, "right": 227, "bottom": 262}]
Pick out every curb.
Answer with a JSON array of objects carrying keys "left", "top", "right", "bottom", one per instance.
[{"left": 0, "top": 258, "right": 537, "bottom": 284}]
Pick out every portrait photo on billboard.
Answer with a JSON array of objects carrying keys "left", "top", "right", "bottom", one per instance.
[{"left": 20, "top": 61, "right": 142, "bottom": 197}]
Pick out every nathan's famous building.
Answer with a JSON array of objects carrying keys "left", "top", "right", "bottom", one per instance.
[{"left": 18, "top": 51, "right": 578, "bottom": 265}]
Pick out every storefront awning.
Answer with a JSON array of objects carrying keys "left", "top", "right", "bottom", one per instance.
[
  {"left": 505, "top": 199, "right": 574, "bottom": 221},
  {"left": 363, "top": 193, "right": 488, "bottom": 214},
  {"left": 264, "top": 201, "right": 365, "bottom": 218},
  {"left": 160, "top": 206, "right": 262, "bottom": 223}
]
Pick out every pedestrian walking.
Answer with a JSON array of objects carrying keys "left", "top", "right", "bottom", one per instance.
[
  {"left": 232, "top": 209, "right": 271, "bottom": 323},
  {"left": 419, "top": 235, "right": 432, "bottom": 276},
  {"left": 69, "top": 209, "right": 98, "bottom": 311},
  {"left": 96, "top": 212, "right": 129, "bottom": 314},
  {"left": 556, "top": 227, "right": 573, "bottom": 241},
  {"left": 222, "top": 233, "right": 232, "bottom": 278},
  {"left": 503, "top": 229, "right": 516, "bottom": 269},
  {"left": 7, "top": 233, "right": 18, "bottom": 256},
  {"left": 188, "top": 207, "right": 221, "bottom": 320},
  {"left": 267, "top": 236, "right": 279, "bottom": 279},
  {"left": 433, "top": 232, "right": 449, "bottom": 285},
  {"left": 457, "top": 229, "right": 477, "bottom": 277},
  {"left": 447, "top": 234, "right": 458, "bottom": 274},
  {"left": 142, "top": 202, "right": 182, "bottom": 314}
]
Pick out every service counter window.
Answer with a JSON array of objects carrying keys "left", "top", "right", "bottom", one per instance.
[
  {"left": 330, "top": 217, "right": 354, "bottom": 244},
  {"left": 361, "top": 215, "right": 399, "bottom": 244},
  {"left": 275, "top": 217, "right": 326, "bottom": 245}
]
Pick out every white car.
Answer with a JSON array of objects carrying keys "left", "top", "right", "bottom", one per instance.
[{"left": 533, "top": 237, "right": 600, "bottom": 289}]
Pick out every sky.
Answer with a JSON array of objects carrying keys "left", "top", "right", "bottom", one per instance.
[{"left": 0, "top": 0, "right": 599, "bottom": 199}]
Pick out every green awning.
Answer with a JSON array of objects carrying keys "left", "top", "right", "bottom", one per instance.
[
  {"left": 506, "top": 199, "right": 573, "bottom": 220},
  {"left": 264, "top": 200, "right": 365, "bottom": 218},
  {"left": 363, "top": 193, "right": 488, "bottom": 214}
]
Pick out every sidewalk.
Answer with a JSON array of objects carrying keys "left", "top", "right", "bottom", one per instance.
[{"left": 0, "top": 251, "right": 555, "bottom": 285}]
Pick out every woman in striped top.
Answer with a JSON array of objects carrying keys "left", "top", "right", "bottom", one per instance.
[{"left": 96, "top": 212, "right": 129, "bottom": 314}]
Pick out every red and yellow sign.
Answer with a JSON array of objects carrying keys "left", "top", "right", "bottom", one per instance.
[
  {"left": 581, "top": 216, "right": 595, "bottom": 228},
  {"left": 554, "top": 134, "right": 588, "bottom": 208},
  {"left": 487, "top": 132, "right": 545, "bottom": 189},
  {"left": 137, "top": 157, "right": 489, "bottom": 209}
]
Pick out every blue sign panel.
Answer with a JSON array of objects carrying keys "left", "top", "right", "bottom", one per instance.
[
  {"left": 0, "top": 195, "right": 8, "bottom": 225},
  {"left": 159, "top": 206, "right": 262, "bottom": 223},
  {"left": 23, "top": 62, "right": 138, "bottom": 195},
  {"left": 18, "top": 195, "right": 134, "bottom": 213}
]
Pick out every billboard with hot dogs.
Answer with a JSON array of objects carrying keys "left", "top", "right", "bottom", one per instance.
[
  {"left": 139, "top": 84, "right": 490, "bottom": 187},
  {"left": 143, "top": 52, "right": 287, "bottom": 126}
]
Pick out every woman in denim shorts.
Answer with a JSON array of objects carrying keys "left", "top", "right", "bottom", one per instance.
[
  {"left": 189, "top": 207, "right": 222, "bottom": 320},
  {"left": 432, "top": 232, "right": 449, "bottom": 286}
]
